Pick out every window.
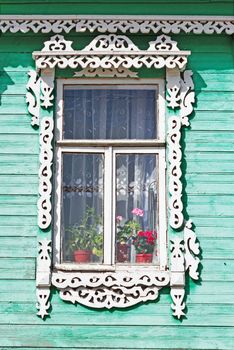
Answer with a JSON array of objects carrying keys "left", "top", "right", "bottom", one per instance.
[{"left": 54, "top": 79, "right": 167, "bottom": 270}]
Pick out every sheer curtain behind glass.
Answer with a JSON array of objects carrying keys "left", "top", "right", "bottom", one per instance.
[
  {"left": 63, "top": 87, "right": 157, "bottom": 140},
  {"left": 62, "top": 86, "right": 158, "bottom": 265}
]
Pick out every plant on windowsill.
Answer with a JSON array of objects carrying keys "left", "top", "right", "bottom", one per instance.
[
  {"left": 66, "top": 207, "right": 103, "bottom": 263},
  {"left": 116, "top": 208, "right": 143, "bottom": 263},
  {"left": 132, "top": 230, "right": 157, "bottom": 263}
]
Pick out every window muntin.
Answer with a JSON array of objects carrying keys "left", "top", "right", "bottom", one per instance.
[
  {"left": 55, "top": 79, "right": 167, "bottom": 270},
  {"left": 63, "top": 87, "right": 157, "bottom": 140}
]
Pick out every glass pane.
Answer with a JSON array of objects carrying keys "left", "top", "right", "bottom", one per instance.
[
  {"left": 63, "top": 87, "right": 157, "bottom": 139},
  {"left": 61, "top": 153, "right": 104, "bottom": 264},
  {"left": 115, "top": 154, "right": 158, "bottom": 264}
]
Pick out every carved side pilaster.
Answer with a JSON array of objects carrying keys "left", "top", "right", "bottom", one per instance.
[
  {"left": 166, "top": 69, "right": 195, "bottom": 230},
  {"left": 170, "top": 237, "right": 185, "bottom": 319},
  {"left": 36, "top": 239, "right": 52, "bottom": 319},
  {"left": 38, "top": 117, "right": 54, "bottom": 230},
  {"left": 167, "top": 117, "right": 183, "bottom": 230},
  {"left": 26, "top": 70, "right": 40, "bottom": 126}
]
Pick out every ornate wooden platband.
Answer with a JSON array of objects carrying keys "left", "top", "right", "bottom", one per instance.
[{"left": 28, "top": 33, "right": 200, "bottom": 319}]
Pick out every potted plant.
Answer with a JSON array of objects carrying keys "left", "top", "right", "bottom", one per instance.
[
  {"left": 116, "top": 208, "right": 142, "bottom": 262},
  {"left": 132, "top": 230, "right": 157, "bottom": 263},
  {"left": 66, "top": 207, "right": 103, "bottom": 263}
]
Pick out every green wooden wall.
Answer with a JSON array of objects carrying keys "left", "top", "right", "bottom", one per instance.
[{"left": 0, "top": 1, "right": 234, "bottom": 349}]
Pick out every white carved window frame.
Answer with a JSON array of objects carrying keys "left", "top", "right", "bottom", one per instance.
[{"left": 25, "top": 33, "right": 200, "bottom": 320}]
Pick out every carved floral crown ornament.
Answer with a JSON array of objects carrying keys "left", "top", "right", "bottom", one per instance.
[{"left": 25, "top": 33, "right": 200, "bottom": 319}]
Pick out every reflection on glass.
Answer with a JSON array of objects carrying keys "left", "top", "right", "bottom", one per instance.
[
  {"left": 63, "top": 87, "right": 157, "bottom": 139},
  {"left": 61, "top": 153, "right": 104, "bottom": 264},
  {"left": 115, "top": 154, "right": 158, "bottom": 264}
]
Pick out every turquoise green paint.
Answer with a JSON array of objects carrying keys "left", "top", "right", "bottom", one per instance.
[{"left": 0, "top": 3, "right": 234, "bottom": 349}]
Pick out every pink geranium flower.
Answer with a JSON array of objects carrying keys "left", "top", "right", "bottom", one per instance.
[
  {"left": 116, "top": 215, "right": 123, "bottom": 222},
  {"left": 131, "top": 208, "right": 144, "bottom": 217}
]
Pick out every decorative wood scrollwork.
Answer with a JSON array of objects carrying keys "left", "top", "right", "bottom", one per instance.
[
  {"left": 33, "top": 34, "right": 190, "bottom": 71},
  {"left": 52, "top": 271, "right": 170, "bottom": 309},
  {"left": 31, "top": 32, "right": 200, "bottom": 319},
  {"left": 40, "top": 69, "right": 55, "bottom": 109},
  {"left": 167, "top": 117, "right": 183, "bottom": 230},
  {"left": 36, "top": 239, "right": 52, "bottom": 319},
  {"left": 166, "top": 69, "right": 195, "bottom": 230},
  {"left": 36, "top": 287, "right": 51, "bottom": 319},
  {"left": 184, "top": 221, "right": 200, "bottom": 280},
  {"left": 0, "top": 16, "right": 233, "bottom": 35},
  {"left": 74, "top": 66, "right": 138, "bottom": 78},
  {"left": 26, "top": 70, "right": 40, "bottom": 126},
  {"left": 38, "top": 117, "right": 54, "bottom": 230},
  {"left": 170, "top": 222, "right": 200, "bottom": 318},
  {"left": 83, "top": 34, "right": 139, "bottom": 52}
]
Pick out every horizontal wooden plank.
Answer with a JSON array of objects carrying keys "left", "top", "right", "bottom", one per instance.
[
  {"left": 0, "top": 114, "right": 38, "bottom": 134},
  {"left": 188, "top": 53, "right": 234, "bottom": 71},
  {"left": 186, "top": 141, "right": 234, "bottom": 152},
  {"left": 186, "top": 173, "right": 234, "bottom": 195},
  {"left": 196, "top": 91, "right": 234, "bottom": 101},
  {"left": 190, "top": 224, "right": 234, "bottom": 238},
  {"left": 0, "top": 175, "right": 38, "bottom": 195},
  {"left": 0, "top": 300, "right": 234, "bottom": 327},
  {"left": 0, "top": 236, "right": 36, "bottom": 257},
  {"left": 0, "top": 225, "right": 37, "bottom": 237},
  {"left": 0, "top": 134, "right": 39, "bottom": 154},
  {"left": 0, "top": 215, "right": 36, "bottom": 226},
  {"left": 189, "top": 237, "right": 234, "bottom": 259},
  {"left": 0, "top": 324, "right": 233, "bottom": 349},
  {"left": 201, "top": 259, "right": 234, "bottom": 281},
  {"left": 0, "top": 279, "right": 233, "bottom": 303},
  {"left": 0, "top": 154, "right": 38, "bottom": 174},
  {"left": 0, "top": 195, "right": 37, "bottom": 204},
  {"left": 1, "top": 1, "right": 233, "bottom": 16},
  {"left": 0, "top": 204, "right": 36, "bottom": 216},
  {"left": 187, "top": 195, "right": 234, "bottom": 217},
  {"left": 0, "top": 258, "right": 35, "bottom": 279}
]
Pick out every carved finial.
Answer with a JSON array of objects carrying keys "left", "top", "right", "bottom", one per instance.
[
  {"left": 42, "top": 34, "right": 74, "bottom": 52},
  {"left": 36, "top": 288, "right": 51, "bottom": 319},
  {"left": 148, "top": 35, "right": 179, "bottom": 51},
  {"left": 83, "top": 34, "right": 140, "bottom": 52}
]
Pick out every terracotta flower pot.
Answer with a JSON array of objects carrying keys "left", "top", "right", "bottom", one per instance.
[
  {"left": 73, "top": 250, "right": 92, "bottom": 263},
  {"left": 136, "top": 253, "right": 153, "bottom": 263},
  {"left": 117, "top": 243, "right": 128, "bottom": 263}
]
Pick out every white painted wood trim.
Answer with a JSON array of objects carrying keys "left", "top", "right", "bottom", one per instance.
[{"left": 0, "top": 15, "right": 233, "bottom": 35}]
